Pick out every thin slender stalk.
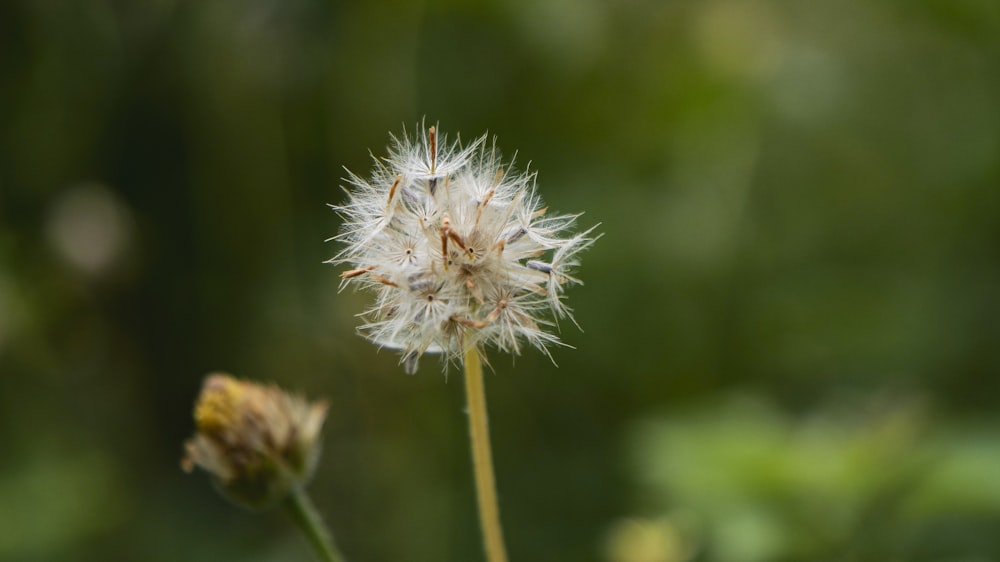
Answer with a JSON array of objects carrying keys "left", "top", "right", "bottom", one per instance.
[
  {"left": 463, "top": 347, "right": 510, "bottom": 562},
  {"left": 285, "top": 486, "right": 346, "bottom": 562}
]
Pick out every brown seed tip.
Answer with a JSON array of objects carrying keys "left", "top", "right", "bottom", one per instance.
[{"left": 428, "top": 126, "right": 438, "bottom": 173}]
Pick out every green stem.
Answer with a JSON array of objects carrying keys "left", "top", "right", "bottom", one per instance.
[
  {"left": 285, "top": 486, "right": 346, "bottom": 562},
  {"left": 463, "top": 347, "right": 510, "bottom": 562}
]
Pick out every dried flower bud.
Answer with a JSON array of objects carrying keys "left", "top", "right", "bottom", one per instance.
[{"left": 181, "top": 373, "right": 328, "bottom": 510}]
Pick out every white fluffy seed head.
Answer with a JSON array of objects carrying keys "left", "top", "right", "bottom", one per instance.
[{"left": 330, "top": 124, "right": 599, "bottom": 374}]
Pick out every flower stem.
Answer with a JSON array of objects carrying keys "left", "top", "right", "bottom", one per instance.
[
  {"left": 463, "top": 346, "right": 510, "bottom": 562},
  {"left": 285, "top": 486, "right": 346, "bottom": 562}
]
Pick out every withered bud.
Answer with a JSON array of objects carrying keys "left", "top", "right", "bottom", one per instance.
[{"left": 181, "top": 373, "right": 328, "bottom": 510}]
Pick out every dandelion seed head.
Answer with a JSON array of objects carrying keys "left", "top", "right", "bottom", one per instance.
[{"left": 331, "top": 124, "right": 598, "bottom": 374}]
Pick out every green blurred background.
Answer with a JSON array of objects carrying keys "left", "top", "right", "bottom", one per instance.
[{"left": 2, "top": 0, "right": 999, "bottom": 560}]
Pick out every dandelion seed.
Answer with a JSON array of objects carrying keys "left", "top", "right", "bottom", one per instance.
[{"left": 330, "top": 123, "right": 599, "bottom": 373}]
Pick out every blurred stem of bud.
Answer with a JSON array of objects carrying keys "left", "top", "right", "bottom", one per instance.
[
  {"left": 464, "top": 347, "right": 509, "bottom": 562},
  {"left": 286, "top": 486, "right": 346, "bottom": 562}
]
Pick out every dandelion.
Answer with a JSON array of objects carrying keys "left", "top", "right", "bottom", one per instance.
[
  {"left": 330, "top": 124, "right": 598, "bottom": 562},
  {"left": 330, "top": 124, "right": 599, "bottom": 374}
]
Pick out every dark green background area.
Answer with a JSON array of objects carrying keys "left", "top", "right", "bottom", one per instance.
[{"left": 1, "top": 1, "right": 999, "bottom": 561}]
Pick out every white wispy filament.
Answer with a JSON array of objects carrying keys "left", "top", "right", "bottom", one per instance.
[{"left": 330, "top": 125, "right": 598, "bottom": 374}]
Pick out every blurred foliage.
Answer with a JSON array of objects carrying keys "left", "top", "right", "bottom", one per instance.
[
  {"left": 622, "top": 395, "right": 1000, "bottom": 561},
  {"left": 1, "top": 0, "right": 999, "bottom": 561}
]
